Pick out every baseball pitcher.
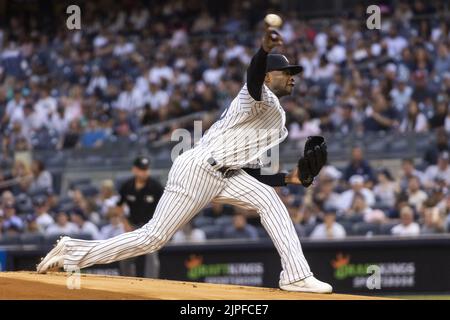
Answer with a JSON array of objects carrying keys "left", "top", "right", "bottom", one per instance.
[{"left": 37, "top": 27, "right": 332, "bottom": 293}]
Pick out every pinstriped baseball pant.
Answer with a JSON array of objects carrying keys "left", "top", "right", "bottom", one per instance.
[{"left": 63, "top": 147, "right": 312, "bottom": 286}]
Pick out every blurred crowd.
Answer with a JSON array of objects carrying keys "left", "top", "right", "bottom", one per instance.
[
  {"left": 1, "top": 129, "right": 449, "bottom": 242},
  {"left": 0, "top": 0, "right": 450, "bottom": 242},
  {"left": 0, "top": 0, "right": 449, "bottom": 158}
]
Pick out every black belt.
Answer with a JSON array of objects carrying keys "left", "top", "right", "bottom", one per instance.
[{"left": 207, "top": 157, "right": 235, "bottom": 177}]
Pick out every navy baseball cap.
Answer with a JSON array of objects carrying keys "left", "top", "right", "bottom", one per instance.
[
  {"left": 133, "top": 156, "right": 150, "bottom": 170},
  {"left": 266, "top": 54, "right": 303, "bottom": 75}
]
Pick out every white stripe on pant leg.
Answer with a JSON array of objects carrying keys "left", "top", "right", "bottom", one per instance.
[
  {"left": 63, "top": 150, "right": 225, "bottom": 270},
  {"left": 216, "top": 170, "right": 312, "bottom": 285}
]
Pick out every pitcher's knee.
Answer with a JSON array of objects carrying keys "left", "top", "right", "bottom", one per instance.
[{"left": 138, "top": 228, "right": 169, "bottom": 252}]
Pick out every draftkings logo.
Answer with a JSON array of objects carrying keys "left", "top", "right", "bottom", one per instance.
[
  {"left": 331, "top": 253, "right": 416, "bottom": 289},
  {"left": 184, "top": 255, "right": 264, "bottom": 286}
]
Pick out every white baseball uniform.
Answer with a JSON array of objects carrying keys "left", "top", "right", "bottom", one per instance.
[{"left": 62, "top": 83, "right": 313, "bottom": 286}]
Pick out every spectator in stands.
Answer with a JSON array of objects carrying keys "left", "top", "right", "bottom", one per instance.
[
  {"left": 399, "top": 100, "right": 428, "bottom": 133},
  {"left": 364, "top": 92, "right": 400, "bottom": 132},
  {"left": 80, "top": 119, "right": 108, "bottom": 148},
  {"left": 10, "top": 160, "right": 32, "bottom": 195},
  {"left": 46, "top": 211, "right": 78, "bottom": 236},
  {"left": 391, "top": 206, "right": 420, "bottom": 237},
  {"left": 398, "top": 158, "right": 425, "bottom": 191},
  {"left": 0, "top": 170, "right": 13, "bottom": 194},
  {"left": 343, "top": 147, "right": 375, "bottom": 183},
  {"left": 437, "top": 192, "right": 450, "bottom": 229},
  {"left": 434, "top": 43, "right": 450, "bottom": 79},
  {"left": 289, "top": 204, "right": 306, "bottom": 238},
  {"left": 222, "top": 212, "right": 258, "bottom": 240},
  {"left": 70, "top": 208, "right": 100, "bottom": 240},
  {"left": 298, "top": 203, "right": 320, "bottom": 228},
  {"left": 1, "top": 202, "right": 24, "bottom": 235},
  {"left": 70, "top": 189, "right": 89, "bottom": 216},
  {"left": 99, "top": 209, "right": 126, "bottom": 240},
  {"left": 373, "top": 168, "right": 397, "bottom": 208},
  {"left": 390, "top": 78, "right": 412, "bottom": 116},
  {"left": 429, "top": 100, "right": 448, "bottom": 130},
  {"left": 424, "top": 151, "right": 450, "bottom": 187},
  {"left": 333, "top": 103, "right": 357, "bottom": 135},
  {"left": 338, "top": 175, "right": 375, "bottom": 212},
  {"left": 97, "top": 179, "right": 119, "bottom": 217},
  {"left": 423, "top": 128, "right": 449, "bottom": 165},
  {"left": 1, "top": 190, "right": 15, "bottom": 208},
  {"left": 60, "top": 119, "right": 81, "bottom": 149},
  {"left": 310, "top": 210, "right": 346, "bottom": 240},
  {"left": 29, "top": 159, "right": 53, "bottom": 193},
  {"left": 406, "top": 176, "right": 428, "bottom": 211},
  {"left": 420, "top": 205, "right": 446, "bottom": 235},
  {"left": 342, "top": 193, "right": 367, "bottom": 222},
  {"left": 4, "top": 88, "right": 25, "bottom": 126},
  {"left": 383, "top": 26, "right": 408, "bottom": 59},
  {"left": 346, "top": 193, "right": 386, "bottom": 224},
  {"left": 172, "top": 222, "right": 206, "bottom": 244},
  {"left": 312, "top": 178, "right": 341, "bottom": 211},
  {"left": 25, "top": 214, "right": 41, "bottom": 234},
  {"left": 32, "top": 196, "right": 54, "bottom": 232}
]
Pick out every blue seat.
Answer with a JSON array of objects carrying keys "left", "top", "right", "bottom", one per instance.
[
  {"left": 201, "top": 225, "right": 223, "bottom": 239},
  {"left": 352, "top": 222, "right": 380, "bottom": 236},
  {"left": 20, "top": 233, "right": 44, "bottom": 245},
  {"left": 214, "top": 216, "right": 233, "bottom": 227},
  {"left": 69, "top": 178, "right": 92, "bottom": 190},
  {"left": 76, "top": 233, "right": 93, "bottom": 240},
  {"left": 256, "top": 227, "right": 270, "bottom": 239},
  {"left": 44, "top": 234, "right": 66, "bottom": 245},
  {"left": 379, "top": 222, "right": 398, "bottom": 235},
  {"left": 192, "top": 216, "right": 214, "bottom": 228},
  {"left": 304, "top": 224, "right": 317, "bottom": 237},
  {"left": 77, "top": 184, "right": 99, "bottom": 198},
  {"left": 339, "top": 221, "right": 355, "bottom": 236},
  {"left": 0, "top": 235, "right": 22, "bottom": 245}
]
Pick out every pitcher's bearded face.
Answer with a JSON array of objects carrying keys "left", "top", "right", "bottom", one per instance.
[{"left": 265, "top": 70, "right": 295, "bottom": 97}]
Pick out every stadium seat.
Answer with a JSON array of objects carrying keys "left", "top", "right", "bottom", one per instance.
[
  {"left": 20, "top": 233, "right": 45, "bottom": 245},
  {"left": 338, "top": 221, "right": 355, "bottom": 236},
  {"left": 352, "top": 222, "right": 380, "bottom": 236},
  {"left": 44, "top": 234, "right": 66, "bottom": 245},
  {"left": 256, "top": 227, "right": 270, "bottom": 239},
  {"left": 201, "top": 225, "right": 223, "bottom": 239},
  {"left": 379, "top": 222, "right": 398, "bottom": 235},
  {"left": 76, "top": 233, "right": 94, "bottom": 240},
  {"left": 69, "top": 178, "right": 92, "bottom": 190},
  {"left": 77, "top": 184, "right": 99, "bottom": 198},
  {"left": 192, "top": 216, "right": 214, "bottom": 228},
  {"left": 304, "top": 224, "right": 317, "bottom": 237},
  {"left": 214, "top": 216, "right": 233, "bottom": 227},
  {"left": 0, "top": 235, "right": 22, "bottom": 245}
]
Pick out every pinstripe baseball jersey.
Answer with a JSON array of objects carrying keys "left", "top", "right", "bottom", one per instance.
[{"left": 198, "top": 83, "right": 288, "bottom": 169}]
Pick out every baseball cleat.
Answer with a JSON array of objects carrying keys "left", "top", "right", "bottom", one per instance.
[
  {"left": 37, "top": 236, "right": 70, "bottom": 274},
  {"left": 38, "top": 255, "right": 65, "bottom": 273},
  {"left": 280, "top": 276, "right": 333, "bottom": 294}
]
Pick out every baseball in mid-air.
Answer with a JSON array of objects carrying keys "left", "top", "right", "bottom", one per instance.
[{"left": 264, "top": 14, "right": 283, "bottom": 28}]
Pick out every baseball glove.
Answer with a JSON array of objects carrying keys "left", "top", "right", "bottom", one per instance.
[{"left": 297, "top": 136, "right": 327, "bottom": 188}]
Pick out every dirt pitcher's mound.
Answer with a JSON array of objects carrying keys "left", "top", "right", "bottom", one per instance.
[{"left": 0, "top": 272, "right": 387, "bottom": 300}]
